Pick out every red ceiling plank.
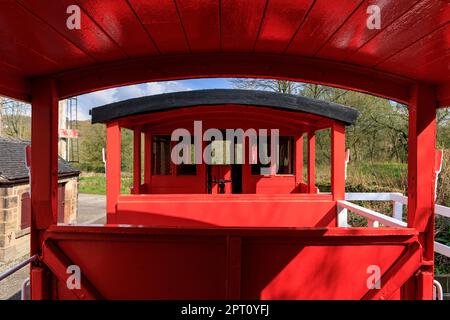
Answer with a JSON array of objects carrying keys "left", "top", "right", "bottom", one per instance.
[
  {"left": 286, "top": 0, "right": 363, "bottom": 56},
  {"left": 175, "top": 0, "right": 221, "bottom": 52},
  {"left": 128, "top": 0, "right": 189, "bottom": 54},
  {"left": 0, "top": 63, "right": 29, "bottom": 102},
  {"left": 17, "top": 0, "right": 126, "bottom": 62},
  {"left": 0, "top": 34, "right": 60, "bottom": 75},
  {"left": 254, "top": 0, "right": 314, "bottom": 53},
  {"left": 377, "top": 24, "right": 450, "bottom": 83},
  {"left": 221, "top": 0, "right": 267, "bottom": 52},
  {"left": 76, "top": 0, "right": 159, "bottom": 57},
  {"left": 0, "top": 2, "right": 91, "bottom": 72},
  {"left": 349, "top": 0, "right": 449, "bottom": 67},
  {"left": 316, "top": 0, "right": 420, "bottom": 61}
]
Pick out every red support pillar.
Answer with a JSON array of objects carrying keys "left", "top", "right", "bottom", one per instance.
[
  {"left": 132, "top": 127, "right": 141, "bottom": 194},
  {"left": 106, "top": 121, "right": 121, "bottom": 223},
  {"left": 307, "top": 130, "right": 316, "bottom": 193},
  {"left": 144, "top": 132, "right": 152, "bottom": 193},
  {"left": 30, "top": 77, "right": 59, "bottom": 299},
  {"left": 295, "top": 133, "right": 303, "bottom": 190},
  {"left": 331, "top": 122, "right": 345, "bottom": 201},
  {"left": 407, "top": 83, "right": 437, "bottom": 299}
]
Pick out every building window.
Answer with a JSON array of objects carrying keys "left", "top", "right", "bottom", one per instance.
[
  {"left": 152, "top": 136, "right": 172, "bottom": 175},
  {"left": 176, "top": 137, "right": 197, "bottom": 176},
  {"left": 251, "top": 136, "right": 294, "bottom": 175}
]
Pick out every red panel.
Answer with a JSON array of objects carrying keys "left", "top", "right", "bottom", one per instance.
[
  {"left": 254, "top": 0, "right": 314, "bottom": 53},
  {"left": 77, "top": 0, "right": 159, "bottom": 57},
  {"left": 349, "top": 0, "right": 449, "bottom": 67},
  {"left": 317, "top": 0, "right": 419, "bottom": 60},
  {"left": 176, "top": 0, "right": 221, "bottom": 52},
  {"left": 115, "top": 195, "right": 336, "bottom": 228},
  {"left": 17, "top": 0, "right": 125, "bottom": 62},
  {"left": 241, "top": 241, "right": 408, "bottom": 299},
  {"left": 287, "top": 0, "right": 363, "bottom": 55},
  {"left": 221, "top": 0, "right": 266, "bottom": 51},
  {"left": 40, "top": 226, "right": 419, "bottom": 300},
  {"left": 128, "top": 0, "right": 189, "bottom": 53},
  {"left": 51, "top": 235, "right": 229, "bottom": 299}
]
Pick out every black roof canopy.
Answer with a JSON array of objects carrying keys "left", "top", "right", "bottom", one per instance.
[{"left": 91, "top": 89, "right": 359, "bottom": 125}]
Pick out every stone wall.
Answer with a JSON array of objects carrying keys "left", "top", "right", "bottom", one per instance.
[{"left": 0, "top": 176, "right": 78, "bottom": 262}]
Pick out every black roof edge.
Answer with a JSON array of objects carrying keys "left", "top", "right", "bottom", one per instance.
[{"left": 91, "top": 89, "right": 359, "bottom": 125}]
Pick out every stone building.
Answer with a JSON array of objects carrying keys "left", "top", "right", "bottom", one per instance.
[{"left": 0, "top": 137, "right": 79, "bottom": 261}]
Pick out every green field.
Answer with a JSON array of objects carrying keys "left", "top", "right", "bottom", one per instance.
[{"left": 78, "top": 173, "right": 132, "bottom": 195}]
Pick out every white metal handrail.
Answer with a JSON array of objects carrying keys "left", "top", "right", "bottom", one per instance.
[
  {"left": 340, "top": 192, "right": 450, "bottom": 259},
  {"left": 0, "top": 254, "right": 38, "bottom": 282}
]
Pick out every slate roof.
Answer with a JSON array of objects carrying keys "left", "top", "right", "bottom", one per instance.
[
  {"left": 0, "top": 137, "right": 79, "bottom": 185},
  {"left": 91, "top": 89, "right": 359, "bottom": 125}
]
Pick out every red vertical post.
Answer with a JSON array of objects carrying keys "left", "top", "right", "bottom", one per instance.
[
  {"left": 144, "top": 132, "right": 152, "bottom": 193},
  {"left": 106, "top": 121, "right": 121, "bottom": 223},
  {"left": 307, "top": 130, "right": 315, "bottom": 193},
  {"left": 30, "top": 77, "right": 59, "bottom": 299},
  {"left": 132, "top": 127, "right": 141, "bottom": 194},
  {"left": 408, "top": 84, "right": 436, "bottom": 299},
  {"left": 331, "top": 122, "right": 345, "bottom": 200},
  {"left": 295, "top": 134, "right": 303, "bottom": 189}
]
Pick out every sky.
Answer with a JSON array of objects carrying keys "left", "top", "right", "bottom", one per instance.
[{"left": 77, "top": 78, "right": 233, "bottom": 120}]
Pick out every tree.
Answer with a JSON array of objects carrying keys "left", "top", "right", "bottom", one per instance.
[{"left": 0, "top": 97, "right": 31, "bottom": 139}]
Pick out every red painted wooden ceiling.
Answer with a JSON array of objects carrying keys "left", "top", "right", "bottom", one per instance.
[{"left": 0, "top": 0, "right": 448, "bottom": 106}]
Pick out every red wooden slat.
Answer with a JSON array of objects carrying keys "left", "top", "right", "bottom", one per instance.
[
  {"left": 317, "top": 0, "right": 420, "bottom": 60},
  {"left": 254, "top": 0, "right": 314, "bottom": 53},
  {"left": 128, "top": 0, "right": 189, "bottom": 54},
  {"left": 287, "top": 0, "right": 362, "bottom": 56},
  {"left": 221, "top": 0, "right": 267, "bottom": 52},
  {"left": 77, "top": 0, "right": 159, "bottom": 57},
  {"left": 377, "top": 24, "right": 450, "bottom": 83},
  {"left": 17, "top": 0, "right": 125, "bottom": 62},
  {"left": 349, "top": 0, "right": 449, "bottom": 67},
  {"left": 0, "top": 2, "right": 92, "bottom": 73},
  {"left": 176, "top": 0, "right": 221, "bottom": 52}
]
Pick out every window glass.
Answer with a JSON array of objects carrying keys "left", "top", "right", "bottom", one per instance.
[{"left": 152, "top": 136, "right": 172, "bottom": 175}]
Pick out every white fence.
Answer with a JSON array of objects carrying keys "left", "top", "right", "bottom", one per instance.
[{"left": 338, "top": 192, "right": 450, "bottom": 258}]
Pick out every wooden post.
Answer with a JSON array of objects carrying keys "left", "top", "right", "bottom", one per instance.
[
  {"left": 295, "top": 134, "right": 303, "bottom": 189},
  {"left": 408, "top": 83, "right": 436, "bottom": 299},
  {"left": 106, "top": 121, "right": 121, "bottom": 222},
  {"left": 30, "top": 77, "right": 59, "bottom": 299},
  {"left": 132, "top": 127, "right": 141, "bottom": 194},
  {"left": 307, "top": 130, "right": 315, "bottom": 193},
  {"left": 331, "top": 122, "right": 345, "bottom": 201},
  {"left": 144, "top": 132, "right": 152, "bottom": 193}
]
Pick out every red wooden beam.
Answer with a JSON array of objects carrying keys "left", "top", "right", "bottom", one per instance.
[
  {"left": 106, "top": 121, "right": 121, "bottom": 222},
  {"left": 295, "top": 134, "right": 304, "bottom": 188},
  {"left": 144, "top": 132, "right": 152, "bottom": 192},
  {"left": 132, "top": 127, "right": 141, "bottom": 194},
  {"left": 407, "top": 83, "right": 437, "bottom": 299},
  {"left": 30, "top": 78, "right": 58, "bottom": 233},
  {"left": 407, "top": 84, "right": 437, "bottom": 254},
  {"left": 42, "top": 240, "right": 103, "bottom": 300},
  {"left": 362, "top": 242, "right": 421, "bottom": 300},
  {"left": 331, "top": 122, "right": 345, "bottom": 201},
  {"left": 307, "top": 130, "right": 315, "bottom": 193},
  {"left": 56, "top": 54, "right": 413, "bottom": 105}
]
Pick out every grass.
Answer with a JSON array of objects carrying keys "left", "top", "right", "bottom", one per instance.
[{"left": 78, "top": 172, "right": 132, "bottom": 195}]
